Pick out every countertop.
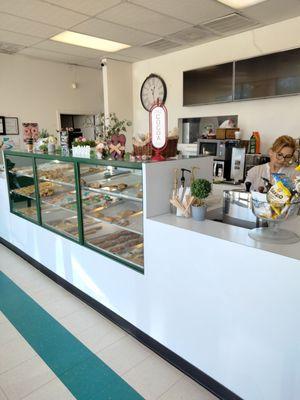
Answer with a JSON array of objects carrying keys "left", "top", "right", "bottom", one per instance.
[{"left": 151, "top": 213, "right": 300, "bottom": 262}]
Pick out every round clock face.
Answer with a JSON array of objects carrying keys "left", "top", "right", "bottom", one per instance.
[{"left": 140, "top": 74, "right": 167, "bottom": 111}]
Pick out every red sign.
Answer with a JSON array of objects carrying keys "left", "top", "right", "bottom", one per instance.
[{"left": 149, "top": 100, "right": 168, "bottom": 161}]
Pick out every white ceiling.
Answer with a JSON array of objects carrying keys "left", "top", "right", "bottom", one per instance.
[{"left": 0, "top": 0, "right": 299, "bottom": 68}]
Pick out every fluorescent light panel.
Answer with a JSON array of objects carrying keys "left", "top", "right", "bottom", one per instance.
[
  {"left": 51, "top": 31, "right": 130, "bottom": 52},
  {"left": 217, "top": 0, "right": 267, "bottom": 9}
]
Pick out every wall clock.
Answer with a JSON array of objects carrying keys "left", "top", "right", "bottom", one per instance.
[{"left": 140, "top": 74, "right": 167, "bottom": 111}]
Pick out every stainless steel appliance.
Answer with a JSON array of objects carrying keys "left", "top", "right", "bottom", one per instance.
[
  {"left": 182, "top": 120, "right": 200, "bottom": 144},
  {"left": 223, "top": 189, "right": 256, "bottom": 225},
  {"left": 230, "top": 147, "right": 246, "bottom": 182},
  {"left": 197, "top": 139, "right": 239, "bottom": 160},
  {"left": 213, "top": 160, "right": 225, "bottom": 179},
  {"left": 198, "top": 139, "right": 239, "bottom": 180}
]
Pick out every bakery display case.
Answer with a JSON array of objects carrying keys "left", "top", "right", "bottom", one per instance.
[{"left": 4, "top": 151, "right": 144, "bottom": 271}]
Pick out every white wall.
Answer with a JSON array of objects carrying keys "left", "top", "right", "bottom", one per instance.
[
  {"left": 132, "top": 16, "right": 300, "bottom": 153},
  {"left": 104, "top": 58, "right": 133, "bottom": 150},
  {"left": 0, "top": 54, "right": 103, "bottom": 148}
]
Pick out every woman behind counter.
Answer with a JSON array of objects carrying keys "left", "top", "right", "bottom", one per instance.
[{"left": 245, "top": 135, "right": 297, "bottom": 191}]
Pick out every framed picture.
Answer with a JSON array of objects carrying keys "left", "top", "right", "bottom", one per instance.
[
  {"left": 22, "top": 122, "right": 39, "bottom": 142},
  {"left": 0, "top": 116, "right": 6, "bottom": 135},
  {"left": 5, "top": 117, "right": 19, "bottom": 135}
]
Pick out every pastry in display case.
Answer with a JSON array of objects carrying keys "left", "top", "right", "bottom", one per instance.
[{"left": 4, "top": 151, "right": 144, "bottom": 271}]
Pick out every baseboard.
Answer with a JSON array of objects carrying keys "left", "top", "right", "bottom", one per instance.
[{"left": 0, "top": 236, "right": 242, "bottom": 400}]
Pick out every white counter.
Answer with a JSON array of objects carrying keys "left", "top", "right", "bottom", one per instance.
[
  {"left": 152, "top": 213, "right": 300, "bottom": 261},
  {"left": 2, "top": 157, "right": 300, "bottom": 400}
]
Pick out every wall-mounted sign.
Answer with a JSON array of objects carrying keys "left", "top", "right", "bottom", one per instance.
[{"left": 149, "top": 100, "right": 168, "bottom": 161}]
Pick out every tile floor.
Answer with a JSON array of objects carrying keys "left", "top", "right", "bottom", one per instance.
[{"left": 0, "top": 244, "right": 218, "bottom": 400}]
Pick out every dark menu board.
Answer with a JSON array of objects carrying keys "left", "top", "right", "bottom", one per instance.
[
  {"left": 235, "top": 48, "right": 300, "bottom": 100},
  {"left": 183, "top": 62, "right": 233, "bottom": 106}
]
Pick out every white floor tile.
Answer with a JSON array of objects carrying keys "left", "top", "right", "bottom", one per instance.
[
  {"left": 76, "top": 319, "right": 125, "bottom": 353},
  {"left": 0, "top": 356, "right": 56, "bottom": 400},
  {"left": 158, "top": 376, "right": 218, "bottom": 400},
  {"left": 41, "top": 295, "right": 89, "bottom": 319},
  {"left": 123, "top": 354, "right": 182, "bottom": 400},
  {"left": 0, "top": 321, "right": 20, "bottom": 346},
  {"left": 0, "top": 336, "right": 36, "bottom": 374},
  {"left": 97, "top": 335, "right": 151, "bottom": 375},
  {"left": 0, "top": 387, "right": 7, "bottom": 400},
  {"left": 59, "top": 307, "right": 107, "bottom": 334},
  {"left": 0, "top": 312, "right": 7, "bottom": 324},
  {"left": 26, "top": 285, "right": 69, "bottom": 308},
  {"left": 21, "top": 378, "right": 75, "bottom": 400}
]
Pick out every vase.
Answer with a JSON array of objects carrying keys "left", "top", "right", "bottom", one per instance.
[
  {"left": 72, "top": 145, "right": 91, "bottom": 158},
  {"left": 191, "top": 205, "right": 207, "bottom": 221},
  {"left": 48, "top": 143, "right": 56, "bottom": 154}
]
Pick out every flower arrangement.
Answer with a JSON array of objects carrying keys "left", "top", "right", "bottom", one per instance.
[
  {"left": 72, "top": 136, "right": 96, "bottom": 147},
  {"left": 96, "top": 112, "right": 132, "bottom": 142}
]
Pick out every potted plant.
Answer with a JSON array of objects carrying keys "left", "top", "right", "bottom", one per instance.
[
  {"left": 47, "top": 135, "right": 57, "bottom": 154},
  {"left": 39, "top": 143, "right": 48, "bottom": 154},
  {"left": 191, "top": 179, "right": 212, "bottom": 221},
  {"left": 72, "top": 136, "right": 96, "bottom": 157},
  {"left": 95, "top": 112, "right": 131, "bottom": 142}
]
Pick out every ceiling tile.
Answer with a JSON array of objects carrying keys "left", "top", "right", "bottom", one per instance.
[
  {"left": 0, "top": 29, "right": 41, "bottom": 46},
  {"left": 0, "top": 0, "right": 88, "bottom": 28},
  {"left": 130, "top": 0, "right": 233, "bottom": 24},
  {"left": 97, "top": 3, "right": 192, "bottom": 35},
  {"left": 43, "top": 0, "right": 122, "bottom": 16},
  {"left": 34, "top": 40, "right": 105, "bottom": 58},
  {"left": 19, "top": 47, "right": 90, "bottom": 64},
  {"left": 241, "top": 0, "right": 300, "bottom": 24},
  {"left": 0, "top": 13, "right": 62, "bottom": 38},
  {"left": 142, "top": 38, "right": 182, "bottom": 52},
  {"left": 72, "top": 18, "right": 160, "bottom": 46},
  {"left": 116, "top": 46, "right": 162, "bottom": 59}
]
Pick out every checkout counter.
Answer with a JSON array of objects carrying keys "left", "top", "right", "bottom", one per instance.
[{"left": 1, "top": 150, "right": 300, "bottom": 400}]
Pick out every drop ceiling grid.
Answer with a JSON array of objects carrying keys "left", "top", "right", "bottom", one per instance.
[
  {"left": 0, "top": 0, "right": 298, "bottom": 67},
  {"left": 0, "top": 29, "right": 43, "bottom": 46},
  {"left": 72, "top": 18, "right": 161, "bottom": 46},
  {"left": 0, "top": 0, "right": 89, "bottom": 28},
  {"left": 129, "top": 0, "right": 234, "bottom": 24},
  {"left": 0, "top": 13, "right": 62, "bottom": 38}
]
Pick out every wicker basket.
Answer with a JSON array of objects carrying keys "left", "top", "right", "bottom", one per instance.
[
  {"left": 160, "top": 137, "right": 178, "bottom": 158},
  {"left": 133, "top": 141, "right": 152, "bottom": 157},
  {"left": 133, "top": 136, "right": 178, "bottom": 158}
]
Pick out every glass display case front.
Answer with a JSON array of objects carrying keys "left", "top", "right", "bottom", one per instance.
[
  {"left": 79, "top": 164, "right": 143, "bottom": 267},
  {"left": 5, "top": 155, "right": 39, "bottom": 222},
  {"left": 4, "top": 151, "right": 144, "bottom": 272}
]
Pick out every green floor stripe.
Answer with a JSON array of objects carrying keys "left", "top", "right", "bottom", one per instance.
[{"left": 0, "top": 271, "right": 143, "bottom": 400}]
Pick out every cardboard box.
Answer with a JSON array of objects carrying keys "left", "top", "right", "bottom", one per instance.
[{"left": 216, "top": 128, "right": 239, "bottom": 139}]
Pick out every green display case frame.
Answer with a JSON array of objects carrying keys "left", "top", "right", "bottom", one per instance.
[{"left": 4, "top": 150, "right": 144, "bottom": 273}]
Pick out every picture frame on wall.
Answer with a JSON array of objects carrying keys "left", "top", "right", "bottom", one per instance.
[
  {"left": 5, "top": 117, "right": 19, "bottom": 135},
  {"left": 0, "top": 116, "right": 6, "bottom": 135}
]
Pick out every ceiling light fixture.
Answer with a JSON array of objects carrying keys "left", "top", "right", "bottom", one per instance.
[
  {"left": 217, "top": 0, "right": 267, "bottom": 9},
  {"left": 50, "top": 31, "right": 130, "bottom": 52}
]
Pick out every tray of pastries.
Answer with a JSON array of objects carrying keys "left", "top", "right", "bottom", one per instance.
[
  {"left": 87, "top": 229, "right": 143, "bottom": 266},
  {"left": 13, "top": 182, "right": 60, "bottom": 198},
  {"left": 89, "top": 200, "right": 143, "bottom": 233},
  {"left": 84, "top": 171, "right": 143, "bottom": 200}
]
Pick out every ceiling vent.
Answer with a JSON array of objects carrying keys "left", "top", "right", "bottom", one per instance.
[
  {"left": 0, "top": 41, "right": 25, "bottom": 54},
  {"left": 168, "top": 26, "right": 218, "bottom": 44},
  {"left": 142, "top": 38, "right": 181, "bottom": 52},
  {"left": 202, "top": 13, "right": 259, "bottom": 34}
]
